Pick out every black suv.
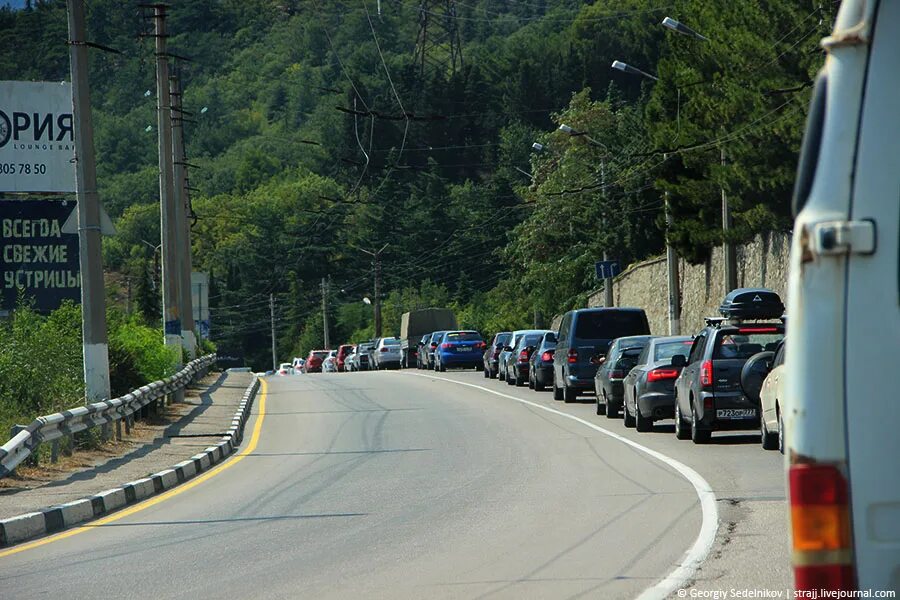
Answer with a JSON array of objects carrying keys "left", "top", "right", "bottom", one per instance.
[
  {"left": 674, "top": 288, "right": 786, "bottom": 444},
  {"left": 552, "top": 308, "right": 651, "bottom": 403}
]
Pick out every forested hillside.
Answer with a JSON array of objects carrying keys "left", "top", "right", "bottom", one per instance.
[{"left": 0, "top": 0, "right": 834, "bottom": 368}]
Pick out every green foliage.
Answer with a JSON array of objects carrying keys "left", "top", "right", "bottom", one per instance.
[{"left": 0, "top": 0, "right": 829, "bottom": 369}]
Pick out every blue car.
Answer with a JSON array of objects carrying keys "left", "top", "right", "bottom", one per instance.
[{"left": 433, "top": 331, "right": 486, "bottom": 372}]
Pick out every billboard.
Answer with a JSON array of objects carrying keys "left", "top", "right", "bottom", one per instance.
[
  {"left": 1, "top": 199, "right": 80, "bottom": 313},
  {"left": 0, "top": 81, "right": 75, "bottom": 193}
]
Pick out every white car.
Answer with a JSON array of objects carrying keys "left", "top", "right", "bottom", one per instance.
[
  {"left": 322, "top": 351, "right": 338, "bottom": 373},
  {"left": 277, "top": 363, "right": 292, "bottom": 376},
  {"left": 372, "top": 337, "right": 401, "bottom": 370},
  {"left": 758, "top": 340, "right": 785, "bottom": 453},
  {"left": 786, "top": 0, "right": 899, "bottom": 591}
]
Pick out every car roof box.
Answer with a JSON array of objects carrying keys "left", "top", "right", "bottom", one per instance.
[{"left": 719, "top": 288, "right": 784, "bottom": 320}]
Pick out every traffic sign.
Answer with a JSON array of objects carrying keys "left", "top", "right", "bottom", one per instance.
[{"left": 595, "top": 260, "right": 620, "bottom": 280}]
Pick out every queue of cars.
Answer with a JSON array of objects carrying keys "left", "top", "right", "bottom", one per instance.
[{"left": 473, "top": 290, "right": 788, "bottom": 451}]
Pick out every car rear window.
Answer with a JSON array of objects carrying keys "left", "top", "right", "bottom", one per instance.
[
  {"left": 382, "top": 338, "right": 400, "bottom": 346},
  {"left": 446, "top": 331, "right": 482, "bottom": 342},
  {"left": 574, "top": 311, "right": 648, "bottom": 341},
  {"left": 714, "top": 331, "right": 784, "bottom": 359},
  {"left": 313, "top": 351, "right": 328, "bottom": 359},
  {"left": 518, "top": 334, "right": 543, "bottom": 348},
  {"left": 654, "top": 340, "right": 694, "bottom": 361},
  {"left": 495, "top": 333, "right": 511, "bottom": 345}
]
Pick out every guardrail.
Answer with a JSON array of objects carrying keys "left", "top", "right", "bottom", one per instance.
[{"left": 0, "top": 354, "right": 217, "bottom": 479}]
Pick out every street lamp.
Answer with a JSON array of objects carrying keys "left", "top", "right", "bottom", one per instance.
[
  {"left": 611, "top": 60, "right": 658, "bottom": 81},
  {"left": 558, "top": 124, "right": 610, "bottom": 152},
  {"left": 661, "top": 17, "right": 710, "bottom": 42},
  {"left": 609, "top": 61, "right": 680, "bottom": 334}
]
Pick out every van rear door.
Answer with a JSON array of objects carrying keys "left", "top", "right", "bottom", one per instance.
[{"left": 842, "top": 1, "right": 900, "bottom": 589}]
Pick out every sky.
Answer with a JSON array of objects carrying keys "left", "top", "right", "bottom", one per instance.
[{"left": 1, "top": 0, "right": 26, "bottom": 8}]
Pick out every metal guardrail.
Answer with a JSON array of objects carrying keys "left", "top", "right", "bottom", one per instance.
[{"left": 0, "top": 354, "right": 217, "bottom": 479}]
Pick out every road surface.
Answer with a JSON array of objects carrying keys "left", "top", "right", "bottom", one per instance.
[{"left": 0, "top": 370, "right": 790, "bottom": 599}]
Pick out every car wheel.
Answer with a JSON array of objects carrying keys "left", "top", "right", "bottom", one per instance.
[
  {"left": 515, "top": 372, "right": 525, "bottom": 387},
  {"left": 506, "top": 369, "right": 515, "bottom": 385},
  {"left": 605, "top": 391, "right": 617, "bottom": 419},
  {"left": 761, "top": 411, "right": 778, "bottom": 451},
  {"left": 691, "top": 405, "right": 711, "bottom": 444},
  {"left": 623, "top": 399, "right": 635, "bottom": 428},
  {"left": 498, "top": 367, "right": 506, "bottom": 382},
  {"left": 534, "top": 376, "right": 545, "bottom": 392},
  {"left": 483, "top": 366, "right": 490, "bottom": 378},
  {"left": 635, "top": 397, "right": 652, "bottom": 432},
  {"left": 675, "top": 400, "right": 691, "bottom": 440},
  {"left": 563, "top": 384, "right": 577, "bottom": 403},
  {"left": 528, "top": 372, "right": 535, "bottom": 389},
  {"left": 777, "top": 407, "right": 785, "bottom": 455},
  {"left": 552, "top": 379, "right": 563, "bottom": 400}
]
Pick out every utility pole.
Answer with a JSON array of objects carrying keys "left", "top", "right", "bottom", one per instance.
[
  {"left": 664, "top": 153, "right": 681, "bottom": 335},
  {"left": 171, "top": 75, "right": 195, "bottom": 357},
  {"left": 152, "top": 4, "right": 182, "bottom": 361},
  {"left": 67, "top": 0, "right": 111, "bottom": 405},
  {"left": 355, "top": 244, "right": 389, "bottom": 338},
  {"left": 270, "top": 293, "right": 277, "bottom": 371},
  {"left": 601, "top": 160, "right": 614, "bottom": 308},
  {"left": 321, "top": 277, "right": 331, "bottom": 349},
  {"left": 721, "top": 148, "right": 737, "bottom": 295}
]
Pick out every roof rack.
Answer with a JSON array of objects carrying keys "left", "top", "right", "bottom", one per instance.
[{"left": 704, "top": 316, "right": 727, "bottom": 327}]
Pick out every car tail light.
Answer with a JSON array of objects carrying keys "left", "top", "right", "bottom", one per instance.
[
  {"left": 567, "top": 348, "right": 578, "bottom": 364},
  {"left": 430, "top": 342, "right": 438, "bottom": 348},
  {"left": 541, "top": 351, "right": 553, "bottom": 362},
  {"left": 700, "top": 360, "right": 713, "bottom": 388},
  {"left": 441, "top": 343, "right": 452, "bottom": 349},
  {"left": 476, "top": 341, "right": 486, "bottom": 350},
  {"left": 492, "top": 348, "right": 501, "bottom": 358},
  {"left": 647, "top": 368, "right": 679, "bottom": 382},
  {"left": 380, "top": 347, "right": 389, "bottom": 352},
  {"left": 789, "top": 464, "right": 855, "bottom": 591},
  {"left": 518, "top": 350, "right": 529, "bottom": 361},
  {"left": 610, "top": 370, "right": 624, "bottom": 379}
]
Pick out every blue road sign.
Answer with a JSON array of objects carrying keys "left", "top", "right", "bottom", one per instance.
[{"left": 595, "top": 260, "right": 621, "bottom": 280}]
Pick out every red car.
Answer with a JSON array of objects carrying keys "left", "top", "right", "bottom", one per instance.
[
  {"left": 336, "top": 344, "right": 354, "bottom": 372},
  {"left": 302, "top": 350, "right": 328, "bottom": 373}
]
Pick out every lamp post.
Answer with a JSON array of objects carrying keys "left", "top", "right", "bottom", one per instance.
[
  {"left": 558, "top": 124, "right": 614, "bottom": 307},
  {"left": 611, "top": 60, "right": 680, "bottom": 333}
]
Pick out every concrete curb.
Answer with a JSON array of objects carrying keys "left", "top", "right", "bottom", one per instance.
[{"left": 0, "top": 377, "right": 260, "bottom": 549}]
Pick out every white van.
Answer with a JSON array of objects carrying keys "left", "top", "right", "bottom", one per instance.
[{"left": 786, "top": 0, "right": 899, "bottom": 592}]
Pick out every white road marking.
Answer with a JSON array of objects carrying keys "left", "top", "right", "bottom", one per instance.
[{"left": 399, "top": 371, "right": 718, "bottom": 600}]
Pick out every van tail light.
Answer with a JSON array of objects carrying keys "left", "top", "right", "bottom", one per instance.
[
  {"left": 518, "top": 350, "right": 529, "bottom": 361},
  {"left": 700, "top": 360, "right": 714, "bottom": 388},
  {"left": 541, "top": 351, "right": 554, "bottom": 362},
  {"left": 567, "top": 348, "right": 578, "bottom": 364},
  {"left": 380, "top": 347, "right": 389, "bottom": 352},
  {"left": 789, "top": 463, "right": 855, "bottom": 592},
  {"left": 441, "top": 343, "right": 452, "bottom": 349},
  {"left": 647, "top": 368, "right": 679, "bottom": 382}
]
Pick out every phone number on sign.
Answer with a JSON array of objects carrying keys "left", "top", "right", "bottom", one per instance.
[{"left": 0, "top": 163, "right": 48, "bottom": 175}]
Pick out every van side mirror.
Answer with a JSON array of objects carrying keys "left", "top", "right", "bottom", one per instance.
[{"left": 671, "top": 354, "right": 687, "bottom": 368}]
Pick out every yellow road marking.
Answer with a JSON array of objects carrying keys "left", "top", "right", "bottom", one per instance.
[{"left": 0, "top": 378, "right": 269, "bottom": 559}]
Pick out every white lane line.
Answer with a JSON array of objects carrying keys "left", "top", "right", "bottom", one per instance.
[{"left": 398, "top": 372, "right": 718, "bottom": 600}]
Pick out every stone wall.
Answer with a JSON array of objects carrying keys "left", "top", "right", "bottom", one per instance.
[{"left": 586, "top": 231, "right": 791, "bottom": 335}]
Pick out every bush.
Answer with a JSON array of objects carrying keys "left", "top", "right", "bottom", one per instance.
[{"left": 108, "top": 316, "right": 179, "bottom": 397}]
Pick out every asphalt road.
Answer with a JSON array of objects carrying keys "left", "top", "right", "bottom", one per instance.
[{"left": 0, "top": 370, "right": 791, "bottom": 599}]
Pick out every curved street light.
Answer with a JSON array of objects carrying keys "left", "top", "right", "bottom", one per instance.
[{"left": 661, "top": 17, "right": 710, "bottom": 42}]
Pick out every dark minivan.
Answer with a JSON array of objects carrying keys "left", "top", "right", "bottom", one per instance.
[{"left": 552, "top": 308, "right": 651, "bottom": 403}]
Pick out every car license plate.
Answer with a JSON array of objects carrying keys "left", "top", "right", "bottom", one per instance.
[
  {"left": 457, "top": 347, "right": 472, "bottom": 352},
  {"left": 716, "top": 408, "right": 756, "bottom": 419}
]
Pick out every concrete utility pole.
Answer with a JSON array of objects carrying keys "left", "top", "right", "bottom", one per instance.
[
  {"left": 67, "top": 0, "right": 111, "bottom": 406},
  {"left": 601, "top": 160, "right": 614, "bottom": 308},
  {"left": 664, "top": 153, "right": 681, "bottom": 335},
  {"left": 270, "top": 293, "right": 277, "bottom": 371},
  {"left": 152, "top": 5, "right": 182, "bottom": 360},
  {"left": 321, "top": 277, "right": 331, "bottom": 349},
  {"left": 170, "top": 75, "right": 195, "bottom": 357},
  {"left": 721, "top": 147, "right": 737, "bottom": 295},
  {"left": 355, "top": 244, "right": 389, "bottom": 338}
]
